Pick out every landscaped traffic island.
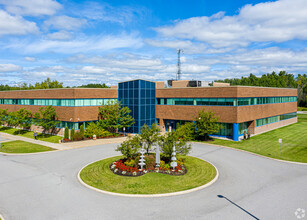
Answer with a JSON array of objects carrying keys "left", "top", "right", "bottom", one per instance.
[{"left": 79, "top": 155, "right": 217, "bottom": 195}]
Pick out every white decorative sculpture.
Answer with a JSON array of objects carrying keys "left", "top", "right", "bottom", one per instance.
[
  {"left": 170, "top": 144, "right": 177, "bottom": 170},
  {"left": 138, "top": 143, "right": 146, "bottom": 170}
]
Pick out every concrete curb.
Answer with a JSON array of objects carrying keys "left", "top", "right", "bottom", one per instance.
[
  {"left": 77, "top": 157, "right": 219, "bottom": 198},
  {"left": 0, "top": 149, "right": 63, "bottom": 156},
  {"left": 195, "top": 142, "right": 307, "bottom": 166}
]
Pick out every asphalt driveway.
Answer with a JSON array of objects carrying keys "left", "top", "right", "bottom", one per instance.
[{"left": 0, "top": 143, "right": 306, "bottom": 220}]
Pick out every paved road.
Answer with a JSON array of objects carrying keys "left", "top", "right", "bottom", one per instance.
[{"left": 0, "top": 143, "right": 306, "bottom": 220}]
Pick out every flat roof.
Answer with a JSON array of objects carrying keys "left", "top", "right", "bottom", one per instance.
[{"left": 0, "top": 87, "right": 116, "bottom": 93}]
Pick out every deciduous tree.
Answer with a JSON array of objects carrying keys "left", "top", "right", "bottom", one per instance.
[
  {"left": 139, "top": 123, "right": 160, "bottom": 154},
  {"left": 195, "top": 110, "right": 222, "bottom": 141}
]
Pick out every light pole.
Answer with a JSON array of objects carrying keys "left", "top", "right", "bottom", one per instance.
[{"left": 123, "top": 127, "right": 125, "bottom": 137}]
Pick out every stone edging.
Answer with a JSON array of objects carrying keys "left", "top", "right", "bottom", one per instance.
[
  {"left": 77, "top": 157, "right": 219, "bottom": 198},
  {"left": 0, "top": 149, "right": 62, "bottom": 156},
  {"left": 195, "top": 142, "right": 307, "bottom": 166}
]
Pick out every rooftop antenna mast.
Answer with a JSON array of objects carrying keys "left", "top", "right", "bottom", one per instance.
[{"left": 176, "top": 49, "right": 183, "bottom": 80}]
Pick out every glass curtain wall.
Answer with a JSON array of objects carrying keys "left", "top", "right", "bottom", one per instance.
[
  {"left": 118, "top": 79, "right": 156, "bottom": 133},
  {"left": 213, "top": 123, "right": 233, "bottom": 137}
]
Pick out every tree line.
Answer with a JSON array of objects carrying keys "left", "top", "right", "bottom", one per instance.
[
  {"left": 215, "top": 71, "right": 307, "bottom": 107},
  {"left": 0, "top": 78, "right": 109, "bottom": 91}
]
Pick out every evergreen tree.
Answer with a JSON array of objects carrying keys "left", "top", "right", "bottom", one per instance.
[
  {"left": 64, "top": 127, "right": 69, "bottom": 139},
  {"left": 98, "top": 101, "right": 134, "bottom": 133},
  {"left": 70, "top": 128, "right": 75, "bottom": 141}
]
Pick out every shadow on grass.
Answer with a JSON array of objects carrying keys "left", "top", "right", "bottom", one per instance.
[
  {"left": 0, "top": 127, "right": 12, "bottom": 131},
  {"left": 37, "top": 133, "right": 54, "bottom": 138},
  {"left": 13, "top": 130, "right": 32, "bottom": 135}
]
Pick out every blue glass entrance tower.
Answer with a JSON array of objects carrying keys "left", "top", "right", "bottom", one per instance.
[{"left": 118, "top": 79, "right": 156, "bottom": 133}]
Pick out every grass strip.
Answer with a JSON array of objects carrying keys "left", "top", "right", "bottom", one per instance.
[{"left": 0, "top": 140, "right": 55, "bottom": 153}]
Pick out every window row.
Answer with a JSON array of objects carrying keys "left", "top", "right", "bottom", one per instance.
[
  {"left": 118, "top": 80, "right": 156, "bottom": 90},
  {"left": 0, "top": 98, "right": 117, "bottom": 107},
  {"left": 256, "top": 112, "right": 297, "bottom": 127},
  {"left": 157, "top": 96, "right": 297, "bottom": 106},
  {"left": 214, "top": 123, "right": 233, "bottom": 137}
]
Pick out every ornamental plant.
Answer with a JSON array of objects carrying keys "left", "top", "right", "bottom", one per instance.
[
  {"left": 84, "top": 122, "right": 108, "bottom": 138},
  {"left": 159, "top": 131, "right": 191, "bottom": 163},
  {"left": 116, "top": 135, "right": 141, "bottom": 159},
  {"left": 70, "top": 128, "right": 75, "bottom": 141},
  {"left": 80, "top": 124, "right": 84, "bottom": 139},
  {"left": 64, "top": 126, "right": 69, "bottom": 140}
]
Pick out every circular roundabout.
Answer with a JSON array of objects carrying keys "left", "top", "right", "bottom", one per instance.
[{"left": 78, "top": 155, "right": 218, "bottom": 197}]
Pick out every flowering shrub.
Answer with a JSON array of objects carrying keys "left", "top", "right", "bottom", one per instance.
[{"left": 110, "top": 159, "right": 187, "bottom": 177}]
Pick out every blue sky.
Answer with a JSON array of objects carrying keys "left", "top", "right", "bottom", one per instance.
[{"left": 0, "top": 0, "right": 307, "bottom": 86}]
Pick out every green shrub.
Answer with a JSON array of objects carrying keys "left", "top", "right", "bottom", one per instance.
[
  {"left": 164, "top": 164, "right": 170, "bottom": 169},
  {"left": 160, "top": 160, "right": 165, "bottom": 168},
  {"left": 160, "top": 131, "right": 191, "bottom": 162},
  {"left": 80, "top": 124, "right": 84, "bottom": 135},
  {"left": 102, "top": 130, "right": 113, "bottom": 137},
  {"left": 177, "top": 158, "right": 185, "bottom": 166},
  {"left": 116, "top": 135, "right": 141, "bottom": 159},
  {"left": 70, "top": 128, "right": 75, "bottom": 141},
  {"left": 124, "top": 159, "right": 135, "bottom": 167},
  {"left": 145, "top": 154, "right": 155, "bottom": 169},
  {"left": 84, "top": 122, "right": 107, "bottom": 138},
  {"left": 80, "top": 124, "right": 85, "bottom": 139},
  {"left": 64, "top": 127, "right": 69, "bottom": 140},
  {"left": 73, "top": 132, "right": 84, "bottom": 141}
]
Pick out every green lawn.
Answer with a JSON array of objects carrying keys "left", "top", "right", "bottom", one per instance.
[
  {"left": 0, "top": 127, "right": 62, "bottom": 143},
  {"left": 80, "top": 156, "right": 217, "bottom": 194},
  {"left": 0, "top": 140, "right": 55, "bottom": 153},
  {"left": 211, "top": 114, "right": 307, "bottom": 163}
]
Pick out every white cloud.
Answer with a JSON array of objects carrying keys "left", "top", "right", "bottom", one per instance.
[
  {"left": 155, "top": 0, "right": 307, "bottom": 48},
  {"left": 5, "top": 33, "right": 143, "bottom": 54},
  {"left": 145, "top": 39, "right": 207, "bottom": 54},
  {"left": 44, "top": 16, "right": 87, "bottom": 31},
  {"left": 46, "top": 31, "right": 73, "bottom": 40},
  {"left": 0, "top": 10, "right": 39, "bottom": 36},
  {"left": 0, "top": 64, "right": 22, "bottom": 72},
  {"left": 78, "top": 2, "right": 147, "bottom": 25},
  {"left": 0, "top": 0, "right": 62, "bottom": 16},
  {"left": 24, "top": 57, "right": 36, "bottom": 62}
]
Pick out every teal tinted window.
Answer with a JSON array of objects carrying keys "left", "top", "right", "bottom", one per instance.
[
  {"left": 157, "top": 96, "right": 296, "bottom": 106},
  {"left": 256, "top": 112, "right": 297, "bottom": 127},
  {"left": 0, "top": 98, "right": 116, "bottom": 107},
  {"left": 214, "top": 123, "right": 233, "bottom": 137}
]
